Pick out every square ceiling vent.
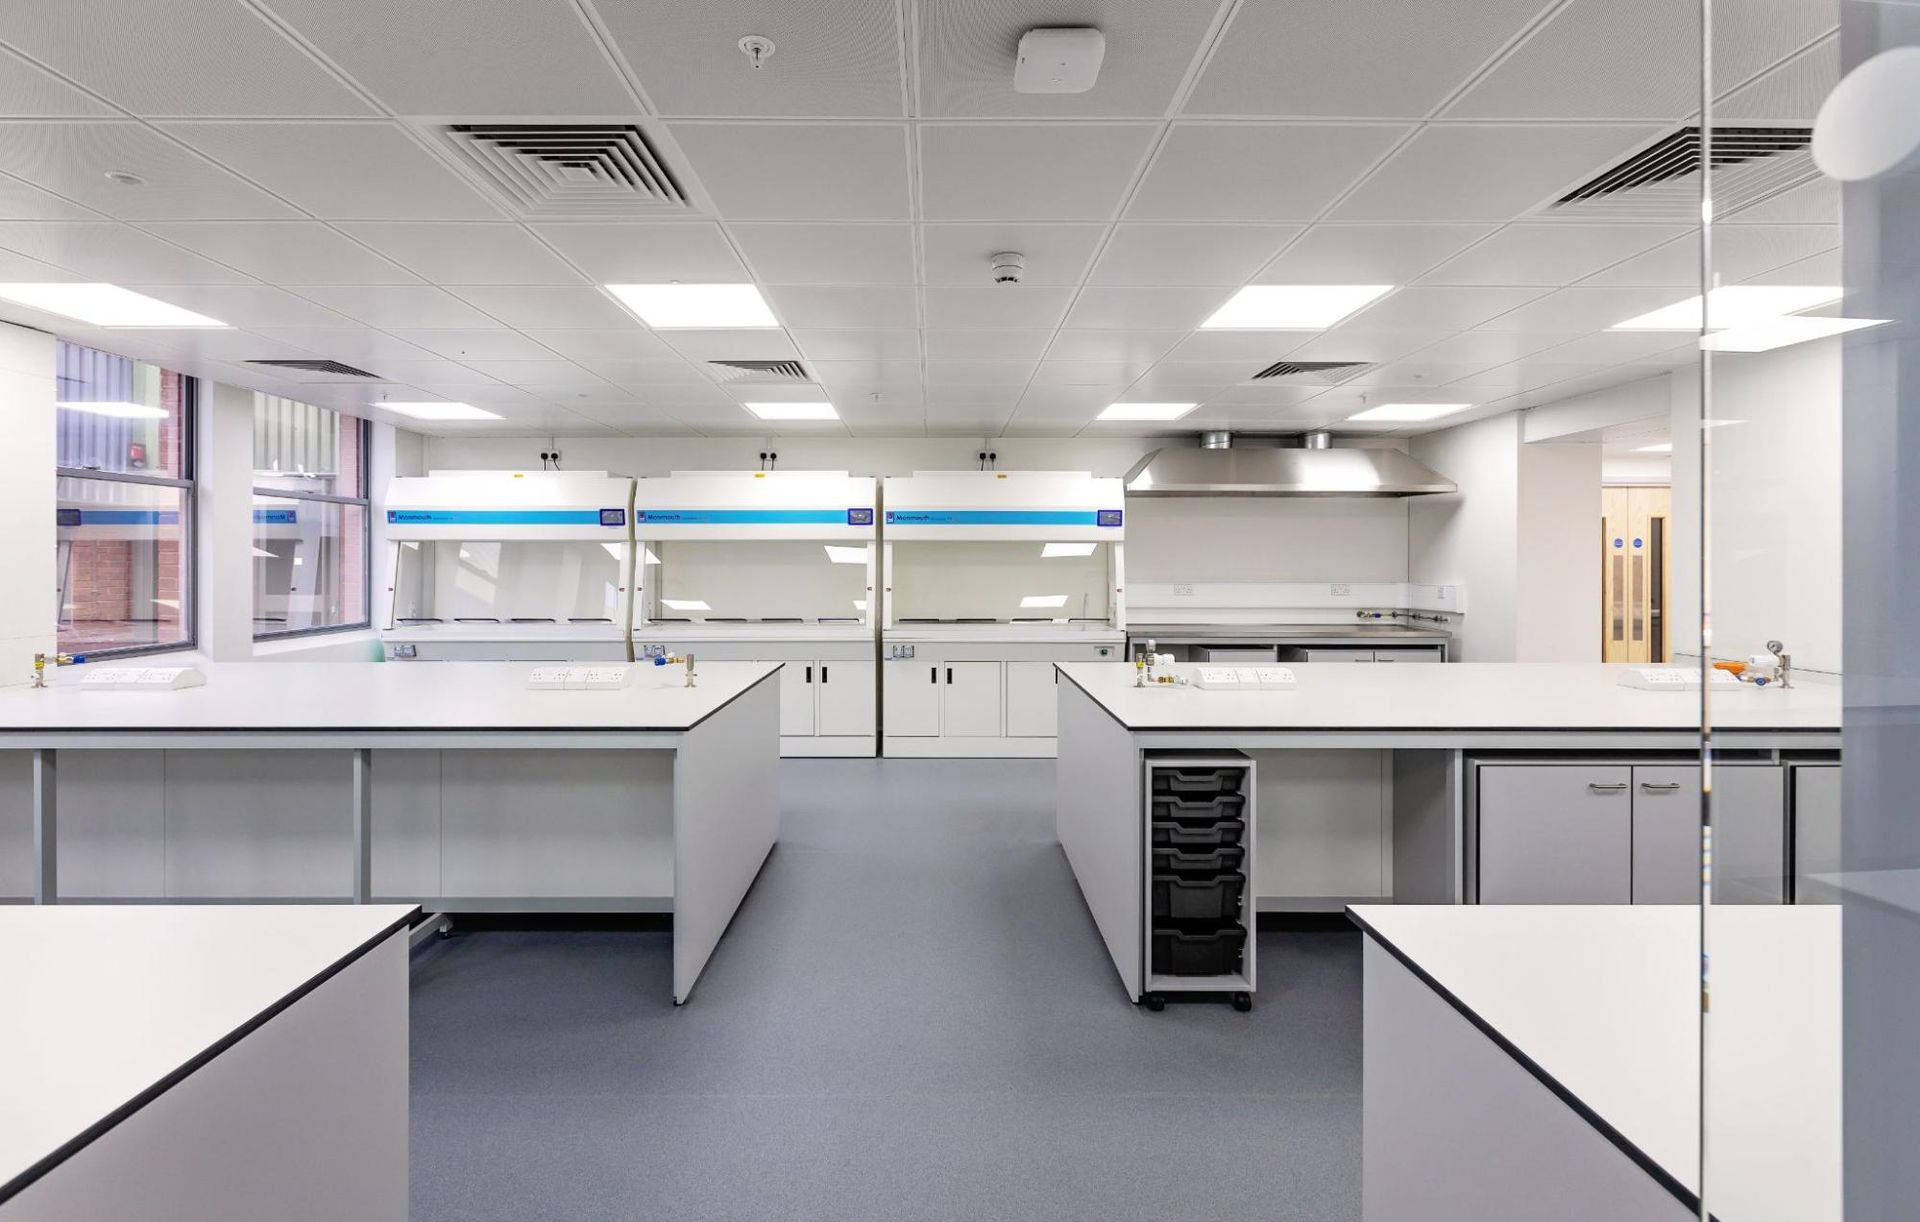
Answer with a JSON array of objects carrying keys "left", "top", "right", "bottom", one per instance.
[
  {"left": 1542, "top": 126, "right": 1815, "bottom": 222},
  {"left": 1247, "top": 360, "right": 1373, "bottom": 385},
  {"left": 438, "top": 124, "right": 693, "bottom": 217},
  {"left": 707, "top": 359, "right": 812, "bottom": 385},
  {"left": 246, "top": 358, "right": 381, "bottom": 379}
]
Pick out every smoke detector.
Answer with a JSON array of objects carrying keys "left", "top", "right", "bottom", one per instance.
[
  {"left": 1014, "top": 28, "right": 1105, "bottom": 94},
  {"left": 738, "top": 35, "right": 774, "bottom": 70},
  {"left": 990, "top": 251, "right": 1025, "bottom": 284}
]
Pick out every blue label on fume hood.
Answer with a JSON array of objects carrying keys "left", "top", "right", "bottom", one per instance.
[
  {"left": 632, "top": 509, "right": 851, "bottom": 524},
  {"left": 58, "top": 509, "right": 181, "bottom": 526},
  {"left": 847, "top": 508, "right": 874, "bottom": 526},
  {"left": 883, "top": 510, "right": 1121, "bottom": 527},
  {"left": 254, "top": 508, "right": 297, "bottom": 525},
  {"left": 386, "top": 509, "right": 607, "bottom": 525},
  {"left": 600, "top": 508, "right": 626, "bottom": 527}
]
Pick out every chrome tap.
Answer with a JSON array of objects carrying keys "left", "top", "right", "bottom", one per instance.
[{"left": 1766, "top": 639, "right": 1792, "bottom": 689}]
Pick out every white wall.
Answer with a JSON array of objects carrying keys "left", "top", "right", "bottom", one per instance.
[
  {"left": 1515, "top": 442, "right": 1601, "bottom": 662},
  {"left": 0, "top": 322, "right": 55, "bottom": 684},
  {"left": 1670, "top": 337, "right": 1841, "bottom": 672},
  {"left": 1409, "top": 414, "right": 1522, "bottom": 662},
  {"left": 195, "top": 381, "right": 255, "bottom": 662}
]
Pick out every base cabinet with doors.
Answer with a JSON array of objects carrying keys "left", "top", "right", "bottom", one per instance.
[
  {"left": 1470, "top": 756, "right": 1823, "bottom": 905},
  {"left": 880, "top": 639, "right": 1120, "bottom": 757},
  {"left": 629, "top": 635, "right": 876, "bottom": 757}
]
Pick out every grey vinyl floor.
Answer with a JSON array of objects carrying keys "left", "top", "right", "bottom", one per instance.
[{"left": 408, "top": 759, "right": 1361, "bottom": 1222}]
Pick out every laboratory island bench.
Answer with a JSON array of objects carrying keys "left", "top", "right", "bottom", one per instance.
[
  {"left": 0, "top": 660, "right": 784, "bottom": 1004},
  {"left": 1052, "top": 660, "right": 1840, "bottom": 1006}
]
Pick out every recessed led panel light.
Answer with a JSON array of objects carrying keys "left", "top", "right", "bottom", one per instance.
[
  {"left": 1096, "top": 402, "right": 1196, "bottom": 422},
  {"left": 376, "top": 402, "right": 502, "bottom": 421},
  {"left": 824, "top": 545, "right": 867, "bottom": 564},
  {"left": 1612, "top": 286, "right": 1843, "bottom": 330},
  {"left": 0, "top": 283, "right": 227, "bottom": 327},
  {"left": 1697, "top": 315, "right": 1889, "bottom": 351},
  {"left": 1636, "top": 442, "right": 1674, "bottom": 453},
  {"left": 605, "top": 283, "right": 778, "bottom": 329},
  {"left": 1345, "top": 403, "right": 1471, "bottom": 423},
  {"left": 57, "top": 400, "right": 167, "bottom": 419},
  {"left": 661, "top": 598, "right": 711, "bottom": 612},
  {"left": 745, "top": 401, "right": 837, "bottom": 421},
  {"left": 1200, "top": 285, "right": 1393, "bottom": 330},
  {"left": 1041, "top": 542, "right": 1097, "bottom": 557},
  {"left": 1020, "top": 595, "right": 1070, "bottom": 608}
]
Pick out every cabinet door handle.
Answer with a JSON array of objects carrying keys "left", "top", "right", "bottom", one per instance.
[
  {"left": 946, "top": 667, "right": 953, "bottom": 684},
  {"left": 1639, "top": 781, "right": 1682, "bottom": 792},
  {"left": 821, "top": 666, "right": 828, "bottom": 683},
  {"left": 930, "top": 666, "right": 937, "bottom": 684},
  {"left": 1588, "top": 782, "right": 1628, "bottom": 793},
  {"left": 805, "top": 665, "right": 813, "bottom": 684}
]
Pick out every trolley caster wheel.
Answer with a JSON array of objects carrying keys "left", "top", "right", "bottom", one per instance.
[
  {"left": 1232, "top": 992, "right": 1253, "bottom": 1012},
  {"left": 1142, "top": 992, "right": 1166, "bottom": 1012},
  {"left": 438, "top": 926, "right": 453, "bottom": 939}
]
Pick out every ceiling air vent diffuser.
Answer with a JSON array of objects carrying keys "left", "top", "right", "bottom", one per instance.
[
  {"left": 1544, "top": 126, "right": 1814, "bottom": 221},
  {"left": 1248, "top": 360, "right": 1372, "bottom": 385},
  {"left": 246, "top": 358, "right": 381, "bottom": 379},
  {"left": 439, "top": 124, "right": 692, "bottom": 217},
  {"left": 707, "top": 359, "right": 811, "bottom": 384}
]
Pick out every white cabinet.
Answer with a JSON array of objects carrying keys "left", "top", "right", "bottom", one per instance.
[
  {"left": 1302, "top": 648, "right": 1376, "bottom": 663},
  {"left": 885, "top": 660, "right": 941, "bottom": 737},
  {"left": 940, "top": 663, "right": 1003, "bottom": 737},
  {"left": 765, "top": 661, "right": 816, "bottom": 736},
  {"left": 1477, "top": 765, "right": 1633, "bottom": 904},
  {"left": 816, "top": 660, "right": 875, "bottom": 737},
  {"left": 1005, "top": 661, "right": 1059, "bottom": 738}
]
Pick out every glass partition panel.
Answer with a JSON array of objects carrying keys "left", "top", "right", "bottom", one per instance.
[
  {"left": 389, "top": 540, "right": 624, "bottom": 626},
  {"left": 889, "top": 541, "right": 1111, "bottom": 623},
  {"left": 650, "top": 540, "right": 869, "bottom": 623},
  {"left": 55, "top": 475, "right": 189, "bottom": 653},
  {"left": 252, "top": 496, "right": 367, "bottom": 634}
]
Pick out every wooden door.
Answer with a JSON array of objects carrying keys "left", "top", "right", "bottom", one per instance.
[{"left": 1601, "top": 486, "right": 1671, "bottom": 663}]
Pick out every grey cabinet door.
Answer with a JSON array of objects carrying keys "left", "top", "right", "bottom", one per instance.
[
  {"left": 1631, "top": 765, "right": 1787, "bottom": 904},
  {"left": 1792, "top": 765, "right": 1843, "bottom": 903},
  {"left": 1477, "top": 765, "right": 1632, "bottom": 904}
]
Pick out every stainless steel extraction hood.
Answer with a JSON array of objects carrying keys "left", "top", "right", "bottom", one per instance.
[{"left": 1123, "top": 432, "right": 1456, "bottom": 498}]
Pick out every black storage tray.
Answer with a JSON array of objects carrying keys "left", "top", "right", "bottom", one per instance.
[
  {"left": 1151, "top": 924, "right": 1248, "bottom": 977},
  {"left": 1151, "top": 767, "right": 1246, "bottom": 796},
  {"left": 1152, "top": 872, "right": 1246, "bottom": 921},
  {"left": 1151, "top": 792, "right": 1248, "bottom": 822},
  {"left": 1151, "top": 818, "right": 1246, "bottom": 848},
  {"left": 1152, "top": 845, "right": 1247, "bottom": 875}
]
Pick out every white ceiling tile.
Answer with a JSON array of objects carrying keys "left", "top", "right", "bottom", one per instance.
[
  {"left": 1017, "top": 385, "right": 1129, "bottom": 412},
  {"left": 0, "top": 122, "right": 301, "bottom": 219},
  {"left": 1519, "top": 330, "right": 1708, "bottom": 365},
  {"left": 1254, "top": 224, "right": 1495, "bottom": 284},
  {"left": 0, "top": 1, "right": 376, "bottom": 117},
  {"left": 1405, "top": 330, "right": 1585, "bottom": 366},
  {"left": 923, "top": 330, "right": 1054, "bottom": 360},
  {"left": 150, "top": 329, "right": 317, "bottom": 363},
  {"left": 730, "top": 224, "right": 914, "bottom": 284},
  {"left": 1579, "top": 225, "right": 1835, "bottom": 287},
  {"left": 918, "top": 0, "right": 1222, "bottom": 118},
  {"left": 1030, "top": 360, "right": 1154, "bottom": 386},
  {"left": 157, "top": 122, "right": 502, "bottom": 219},
  {"left": 1420, "top": 223, "right": 1690, "bottom": 286},
  {"left": 810, "top": 360, "right": 924, "bottom": 391},
  {"left": 1063, "top": 286, "right": 1233, "bottom": 330},
  {"left": 337, "top": 223, "right": 586, "bottom": 285},
  {"left": 925, "top": 385, "right": 1022, "bottom": 409},
  {"left": 385, "top": 329, "right": 562, "bottom": 360},
  {"left": 527, "top": 222, "right": 747, "bottom": 281},
  {"left": 1088, "top": 224, "right": 1300, "bottom": 286},
  {"left": 1717, "top": 34, "right": 1837, "bottom": 125},
  {"left": 1131, "top": 360, "right": 1252, "bottom": 389},
  {"left": 764, "top": 285, "right": 917, "bottom": 329},
  {"left": 713, "top": 381, "right": 834, "bottom": 404},
  {"left": 1462, "top": 363, "right": 1619, "bottom": 394},
  {"left": 919, "top": 124, "right": 1157, "bottom": 221},
  {"left": 0, "top": 248, "right": 84, "bottom": 280},
  {"left": 371, "top": 360, "right": 504, "bottom": 387},
  {"left": 658, "top": 330, "right": 800, "bottom": 361},
  {"left": 1185, "top": 0, "right": 1555, "bottom": 118},
  {"left": 1738, "top": 249, "right": 1841, "bottom": 287},
  {"left": 576, "top": 359, "right": 710, "bottom": 387},
  {"left": 1337, "top": 286, "right": 1547, "bottom": 332},
  {"left": 1163, "top": 331, "right": 1314, "bottom": 363},
  {"left": 139, "top": 221, "right": 419, "bottom": 283},
  {"left": 1342, "top": 362, "right": 1496, "bottom": 389},
  {"left": 0, "top": 46, "right": 115, "bottom": 117},
  {"left": 1045, "top": 330, "right": 1184, "bottom": 363},
  {"left": 107, "top": 284, "right": 354, "bottom": 329},
  {"left": 924, "top": 360, "right": 1036, "bottom": 386},
  {"left": 1205, "top": 383, "right": 1330, "bottom": 407},
  {"left": 457, "top": 361, "right": 611, "bottom": 388},
  {"left": 1283, "top": 330, "right": 1440, "bottom": 362},
  {"left": 287, "top": 285, "right": 496, "bottom": 328},
  {"left": 597, "top": 0, "right": 903, "bottom": 118},
  {"left": 0, "top": 221, "right": 255, "bottom": 282},
  {"left": 790, "top": 329, "right": 921, "bottom": 361},
  {"left": 669, "top": 123, "right": 910, "bottom": 220},
  {"left": 1329, "top": 126, "right": 1664, "bottom": 222},
  {"left": 446, "top": 285, "right": 638, "bottom": 329},
  {"left": 1128, "top": 124, "right": 1411, "bottom": 222},
  {"left": 519, "top": 328, "right": 677, "bottom": 361},
  {"left": 920, "top": 223, "right": 1106, "bottom": 285},
  {"left": 1471, "top": 286, "right": 1682, "bottom": 331},
  {"left": 258, "top": 0, "right": 635, "bottom": 115},
  {"left": 923, "top": 285, "right": 1073, "bottom": 330},
  {"left": 1721, "top": 176, "right": 1839, "bottom": 225},
  {"left": 0, "top": 173, "right": 100, "bottom": 221},
  {"left": 247, "top": 327, "right": 441, "bottom": 363}
]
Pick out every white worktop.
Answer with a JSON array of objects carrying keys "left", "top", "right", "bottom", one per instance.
[
  {"left": 1351, "top": 904, "right": 1839, "bottom": 1221},
  {"left": 0, "top": 660, "right": 780, "bottom": 733},
  {"left": 0, "top": 904, "right": 416, "bottom": 1201},
  {"left": 1059, "top": 661, "right": 1839, "bottom": 732}
]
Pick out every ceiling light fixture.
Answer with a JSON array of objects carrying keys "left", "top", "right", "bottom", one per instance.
[
  {"left": 0, "top": 283, "right": 227, "bottom": 327},
  {"left": 1345, "top": 403, "right": 1471, "bottom": 423},
  {"left": 1041, "top": 542, "right": 1097, "bottom": 557},
  {"left": 1612, "top": 285, "right": 1842, "bottom": 330},
  {"left": 1201, "top": 285, "right": 1394, "bottom": 330},
  {"left": 1697, "top": 314, "right": 1889, "bottom": 351},
  {"left": 376, "top": 402, "right": 502, "bottom": 421},
  {"left": 1097, "top": 402, "right": 1196, "bottom": 422},
  {"left": 605, "top": 283, "right": 778, "bottom": 329},
  {"left": 57, "top": 400, "right": 167, "bottom": 420},
  {"left": 745, "top": 401, "right": 837, "bottom": 421}
]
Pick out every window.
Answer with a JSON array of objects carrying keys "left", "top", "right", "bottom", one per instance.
[
  {"left": 252, "top": 395, "right": 370, "bottom": 638},
  {"left": 55, "top": 342, "right": 195, "bottom": 657}
]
